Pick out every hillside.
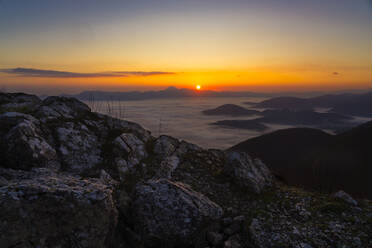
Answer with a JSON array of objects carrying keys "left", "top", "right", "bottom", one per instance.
[
  {"left": 250, "top": 91, "right": 372, "bottom": 117},
  {"left": 202, "top": 104, "right": 260, "bottom": 117},
  {"left": 230, "top": 123, "right": 372, "bottom": 198},
  {"left": 0, "top": 92, "right": 371, "bottom": 248}
]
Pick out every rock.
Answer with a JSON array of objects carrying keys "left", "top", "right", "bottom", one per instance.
[
  {"left": 155, "top": 156, "right": 180, "bottom": 179},
  {"left": 103, "top": 114, "right": 151, "bottom": 142},
  {"left": 0, "top": 92, "right": 41, "bottom": 112},
  {"left": 114, "top": 133, "right": 147, "bottom": 169},
  {"left": 153, "top": 135, "right": 179, "bottom": 157},
  {"left": 0, "top": 168, "right": 117, "bottom": 248},
  {"left": 333, "top": 190, "right": 358, "bottom": 206},
  {"left": 56, "top": 122, "right": 102, "bottom": 173},
  {"left": 222, "top": 217, "right": 233, "bottom": 226},
  {"left": 207, "top": 231, "right": 224, "bottom": 246},
  {"left": 35, "top": 96, "right": 91, "bottom": 121},
  {"left": 224, "top": 234, "right": 242, "bottom": 248},
  {"left": 223, "top": 151, "right": 273, "bottom": 194},
  {"left": 249, "top": 218, "right": 266, "bottom": 248},
  {"left": 299, "top": 243, "right": 313, "bottom": 248},
  {"left": 0, "top": 112, "right": 59, "bottom": 170},
  {"left": 132, "top": 179, "right": 223, "bottom": 246}
]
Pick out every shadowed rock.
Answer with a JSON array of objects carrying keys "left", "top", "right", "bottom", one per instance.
[
  {"left": 132, "top": 179, "right": 223, "bottom": 247},
  {"left": 0, "top": 168, "right": 118, "bottom": 248}
]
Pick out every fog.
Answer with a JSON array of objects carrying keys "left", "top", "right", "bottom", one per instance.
[{"left": 87, "top": 97, "right": 295, "bottom": 149}]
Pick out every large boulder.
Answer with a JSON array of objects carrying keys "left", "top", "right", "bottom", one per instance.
[
  {"left": 132, "top": 179, "right": 224, "bottom": 247},
  {"left": 224, "top": 151, "right": 273, "bottom": 194},
  {"left": 56, "top": 122, "right": 102, "bottom": 173},
  {"left": 0, "top": 168, "right": 118, "bottom": 248},
  {"left": 35, "top": 96, "right": 91, "bottom": 121},
  {"left": 0, "top": 112, "right": 59, "bottom": 170},
  {"left": 0, "top": 92, "right": 41, "bottom": 113},
  {"left": 113, "top": 133, "right": 148, "bottom": 171},
  {"left": 153, "top": 135, "right": 180, "bottom": 157}
]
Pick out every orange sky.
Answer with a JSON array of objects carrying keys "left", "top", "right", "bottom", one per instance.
[{"left": 0, "top": 1, "right": 371, "bottom": 94}]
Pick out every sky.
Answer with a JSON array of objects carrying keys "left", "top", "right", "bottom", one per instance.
[{"left": 0, "top": 0, "right": 372, "bottom": 94}]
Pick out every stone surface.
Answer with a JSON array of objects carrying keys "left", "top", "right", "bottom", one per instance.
[
  {"left": 0, "top": 168, "right": 117, "bottom": 248},
  {"left": 132, "top": 179, "right": 223, "bottom": 246},
  {"left": 223, "top": 151, "right": 273, "bottom": 193},
  {"left": 0, "top": 112, "right": 59, "bottom": 170},
  {"left": 333, "top": 190, "right": 358, "bottom": 206},
  {"left": 0, "top": 92, "right": 371, "bottom": 248}
]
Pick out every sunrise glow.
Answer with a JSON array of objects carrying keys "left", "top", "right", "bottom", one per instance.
[{"left": 0, "top": 1, "right": 371, "bottom": 94}]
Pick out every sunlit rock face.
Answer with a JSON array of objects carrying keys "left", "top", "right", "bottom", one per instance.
[{"left": 0, "top": 92, "right": 370, "bottom": 248}]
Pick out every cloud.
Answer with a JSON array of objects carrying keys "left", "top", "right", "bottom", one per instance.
[{"left": 0, "top": 67, "right": 175, "bottom": 78}]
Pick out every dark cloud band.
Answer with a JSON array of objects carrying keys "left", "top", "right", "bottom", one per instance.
[{"left": 0, "top": 68, "right": 175, "bottom": 78}]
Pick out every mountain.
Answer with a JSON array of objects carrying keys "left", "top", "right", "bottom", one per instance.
[
  {"left": 202, "top": 104, "right": 260, "bottom": 116},
  {"left": 63, "top": 87, "right": 265, "bottom": 101},
  {"left": 249, "top": 91, "right": 372, "bottom": 117},
  {"left": 230, "top": 122, "right": 372, "bottom": 198},
  {"left": 210, "top": 108, "right": 355, "bottom": 132},
  {"left": 1, "top": 92, "right": 371, "bottom": 247}
]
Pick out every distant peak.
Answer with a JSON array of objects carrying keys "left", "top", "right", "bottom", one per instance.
[{"left": 164, "top": 86, "right": 179, "bottom": 91}]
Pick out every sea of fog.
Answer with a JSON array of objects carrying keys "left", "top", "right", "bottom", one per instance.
[{"left": 86, "top": 97, "right": 297, "bottom": 149}]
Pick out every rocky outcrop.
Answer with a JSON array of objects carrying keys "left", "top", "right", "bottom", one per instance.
[
  {"left": 333, "top": 190, "right": 358, "bottom": 206},
  {"left": 132, "top": 179, "right": 223, "bottom": 247},
  {"left": 0, "top": 93, "right": 41, "bottom": 113},
  {"left": 224, "top": 151, "right": 273, "bottom": 194},
  {"left": 0, "top": 112, "right": 59, "bottom": 170},
  {"left": 0, "top": 168, "right": 117, "bottom": 248},
  {"left": 0, "top": 92, "right": 370, "bottom": 248}
]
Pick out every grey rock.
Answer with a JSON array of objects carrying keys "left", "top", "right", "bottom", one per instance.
[
  {"left": 155, "top": 155, "right": 180, "bottom": 179},
  {"left": 132, "top": 179, "right": 223, "bottom": 246},
  {"left": 56, "top": 122, "right": 102, "bottom": 173},
  {"left": 224, "top": 151, "right": 273, "bottom": 194},
  {"left": 0, "top": 112, "right": 59, "bottom": 170},
  {"left": 224, "top": 234, "right": 242, "bottom": 248},
  {"left": 0, "top": 168, "right": 118, "bottom": 248},
  {"left": 114, "top": 133, "right": 147, "bottom": 170},
  {"left": 207, "top": 231, "right": 224, "bottom": 246},
  {"left": 153, "top": 135, "right": 179, "bottom": 157},
  {"left": 0, "top": 92, "right": 41, "bottom": 112},
  {"left": 35, "top": 96, "right": 91, "bottom": 121},
  {"left": 333, "top": 190, "right": 358, "bottom": 206}
]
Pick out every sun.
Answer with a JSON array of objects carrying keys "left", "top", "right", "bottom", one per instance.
[{"left": 196, "top": 85, "right": 201, "bottom": 90}]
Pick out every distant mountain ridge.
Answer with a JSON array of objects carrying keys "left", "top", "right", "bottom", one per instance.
[
  {"left": 249, "top": 91, "right": 372, "bottom": 117},
  {"left": 63, "top": 87, "right": 266, "bottom": 101},
  {"left": 202, "top": 104, "right": 260, "bottom": 117}
]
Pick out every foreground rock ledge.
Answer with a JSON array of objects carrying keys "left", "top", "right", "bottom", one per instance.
[
  {"left": 0, "top": 168, "right": 117, "bottom": 248},
  {"left": 0, "top": 92, "right": 371, "bottom": 248}
]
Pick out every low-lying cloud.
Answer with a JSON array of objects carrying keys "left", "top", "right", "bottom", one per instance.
[{"left": 0, "top": 67, "right": 175, "bottom": 78}]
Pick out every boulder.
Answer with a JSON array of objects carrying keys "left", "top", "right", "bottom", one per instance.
[
  {"left": 0, "top": 112, "right": 59, "bottom": 170},
  {"left": 153, "top": 135, "right": 180, "bottom": 157},
  {"left": 114, "top": 133, "right": 148, "bottom": 170},
  {"left": 35, "top": 96, "right": 91, "bottom": 121},
  {"left": 0, "top": 93, "right": 41, "bottom": 112},
  {"left": 0, "top": 168, "right": 118, "bottom": 248},
  {"left": 132, "top": 179, "right": 223, "bottom": 246},
  {"left": 56, "top": 122, "right": 102, "bottom": 173},
  {"left": 154, "top": 156, "right": 180, "bottom": 179},
  {"left": 223, "top": 151, "right": 273, "bottom": 194},
  {"left": 333, "top": 190, "right": 358, "bottom": 206}
]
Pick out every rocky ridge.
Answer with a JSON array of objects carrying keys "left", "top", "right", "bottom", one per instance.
[{"left": 0, "top": 92, "right": 371, "bottom": 248}]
